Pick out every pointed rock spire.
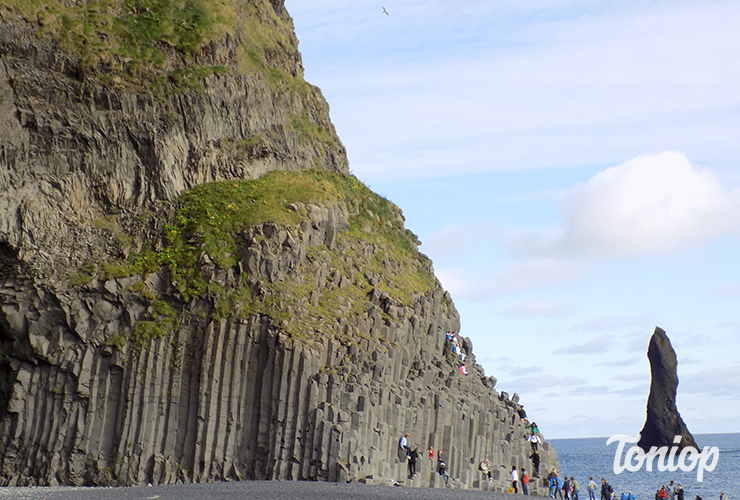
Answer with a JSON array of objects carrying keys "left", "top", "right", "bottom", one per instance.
[{"left": 638, "top": 326, "right": 698, "bottom": 451}]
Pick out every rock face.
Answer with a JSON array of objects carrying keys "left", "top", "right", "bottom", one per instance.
[
  {"left": 0, "top": 0, "right": 559, "bottom": 491},
  {"left": 638, "top": 327, "right": 698, "bottom": 451}
]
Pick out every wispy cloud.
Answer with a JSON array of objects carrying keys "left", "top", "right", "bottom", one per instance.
[
  {"left": 574, "top": 314, "right": 655, "bottom": 333},
  {"left": 598, "top": 358, "right": 641, "bottom": 368},
  {"left": 718, "top": 284, "right": 740, "bottom": 296},
  {"left": 421, "top": 224, "right": 497, "bottom": 259},
  {"left": 554, "top": 335, "right": 612, "bottom": 354},
  {"left": 505, "top": 299, "right": 576, "bottom": 317},
  {"left": 679, "top": 364, "right": 740, "bottom": 397},
  {"left": 436, "top": 258, "right": 589, "bottom": 299},
  {"left": 507, "top": 374, "right": 587, "bottom": 392}
]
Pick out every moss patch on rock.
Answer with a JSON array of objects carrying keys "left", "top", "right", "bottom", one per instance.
[{"left": 80, "top": 170, "right": 437, "bottom": 345}]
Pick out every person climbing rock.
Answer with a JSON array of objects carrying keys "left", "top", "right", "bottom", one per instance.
[
  {"left": 427, "top": 445, "right": 435, "bottom": 471},
  {"left": 407, "top": 447, "right": 419, "bottom": 479},
  {"left": 399, "top": 433, "right": 411, "bottom": 458},
  {"left": 527, "top": 432, "right": 541, "bottom": 452},
  {"left": 529, "top": 449, "right": 541, "bottom": 477},
  {"left": 437, "top": 449, "right": 450, "bottom": 487}
]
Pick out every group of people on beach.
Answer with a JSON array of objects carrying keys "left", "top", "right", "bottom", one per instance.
[
  {"left": 546, "top": 469, "right": 581, "bottom": 499},
  {"left": 568, "top": 469, "right": 729, "bottom": 500}
]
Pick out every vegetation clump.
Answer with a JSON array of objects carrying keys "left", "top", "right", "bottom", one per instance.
[{"left": 82, "top": 170, "right": 437, "bottom": 345}]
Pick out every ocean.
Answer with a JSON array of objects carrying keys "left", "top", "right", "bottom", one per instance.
[{"left": 549, "top": 433, "right": 739, "bottom": 500}]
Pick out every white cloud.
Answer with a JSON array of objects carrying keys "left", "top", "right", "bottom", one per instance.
[
  {"left": 505, "top": 299, "right": 576, "bottom": 317},
  {"left": 513, "top": 152, "right": 740, "bottom": 258}
]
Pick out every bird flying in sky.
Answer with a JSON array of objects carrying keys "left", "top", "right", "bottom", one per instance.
[{"left": 382, "top": 7, "right": 389, "bottom": 15}]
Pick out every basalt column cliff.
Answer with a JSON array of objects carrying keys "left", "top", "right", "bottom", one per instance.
[{"left": 0, "top": 0, "right": 558, "bottom": 490}]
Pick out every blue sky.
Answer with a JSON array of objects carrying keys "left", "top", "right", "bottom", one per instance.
[{"left": 285, "top": 0, "right": 740, "bottom": 439}]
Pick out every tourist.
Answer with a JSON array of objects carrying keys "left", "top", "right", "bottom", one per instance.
[
  {"left": 571, "top": 476, "right": 580, "bottom": 500},
  {"left": 479, "top": 459, "right": 492, "bottom": 481},
  {"left": 526, "top": 421, "right": 541, "bottom": 435},
  {"left": 719, "top": 493, "right": 728, "bottom": 500},
  {"left": 399, "top": 433, "right": 411, "bottom": 458},
  {"left": 518, "top": 405, "right": 528, "bottom": 420},
  {"left": 511, "top": 465, "right": 519, "bottom": 494},
  {"left": 437, "top": 449, "right": 450, "bottom": 487},
  {"left": 676, "top": 485, "right": 684, "bottom": 500},
  {"left": 529, "top": 450, "right": 541, "bottom": 477},
  {"left": 549, "top": 472, "right": 558, "bottom": 499},
  {"left": 555, "top": 472, "right": 564, "bottom": 499},
  {"left": 407, "top": 447, "right": 419, "bottom": 479},
  {"left": 659, "top": 486, "right": 668, "bottom": 500},
  {"left": 627, "top": 493, "right": 636, "bottom": 500},
  {"left": 527, "top": 432, "right": 541, "bottom": 452},
  {"left": 563, "top": 475, "right": 572, "bottom": 499},
  {"left": 427, "top": 445, "right": 435, "bottom": 471},
  {"left": 522, "top": 468, "right": 530, "bottom": 495},
  {"left": 668, "top": 481, "right": 676, "bottom": 500},
  {"left": 600, "top": 478, "right": 613, "bottom": 500},
  {"left": 588, "top": 477, "right": 598, "bottom": 500},
  {"left": 621, "top": 493, "right": 628, "bottom": 500}
]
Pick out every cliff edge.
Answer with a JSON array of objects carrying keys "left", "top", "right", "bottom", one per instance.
[{"left": 0, "top": 0, "right": 558, "bottom": 490}]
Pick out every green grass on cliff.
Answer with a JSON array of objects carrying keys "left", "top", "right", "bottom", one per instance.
[
  {"left": 162, "top": 169, "right": 433, "bottom": 295},
  {"left": 0, "top": 0, "right": 306, "bottom": 95},
  {"left": 91, "top": 170, "right": 436, "bottom": 345}
]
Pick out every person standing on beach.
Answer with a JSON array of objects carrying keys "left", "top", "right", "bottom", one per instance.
[
  {"left": 555, "top": 473, "right": 564, "bottom": 499},
  {"left": 676, "top": 485, "right": 684, "bottom": 500},
  {"left": 571, "top": 476, "right": 580, "bottom": 500},
  {"left": 719, "top": 493, "right": 728, "bottom": 500},
  {"left": 511, "top": 465, "right": 519, "bottom": 494},
  {"left": 522, "top": 468, "right": 530, "bottom": 496},
  {"left": 563, "top": 476, "right": 572, "bottom": 500},
  {"left": 588, "top": 477, "right": 598, "bottom": 500},
  {"left": 668, "top": 481, "right": 676, "bottom": 500},
  {"left": 549, "top": 471, "right": 558, "bottom": 498},
  {"left": 601, "top": 478, "right": 613, "bottom": 500}
]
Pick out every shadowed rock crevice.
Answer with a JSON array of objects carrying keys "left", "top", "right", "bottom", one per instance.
[{"left": 638, "top": 327, "right": 698, "bottom": 451}]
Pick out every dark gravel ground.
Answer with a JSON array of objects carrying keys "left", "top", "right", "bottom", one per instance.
[{"left": 0, "top": 481, "right": 531, "bottom": 500}]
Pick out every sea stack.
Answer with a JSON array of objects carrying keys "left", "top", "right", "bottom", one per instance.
[{"left": 638, "top": 327, "right": 698, "bottom": 451}]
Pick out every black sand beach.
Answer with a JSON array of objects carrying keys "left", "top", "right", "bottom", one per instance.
[{"left": 0, "top": 481, "right": 529, "bottom": 500}]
